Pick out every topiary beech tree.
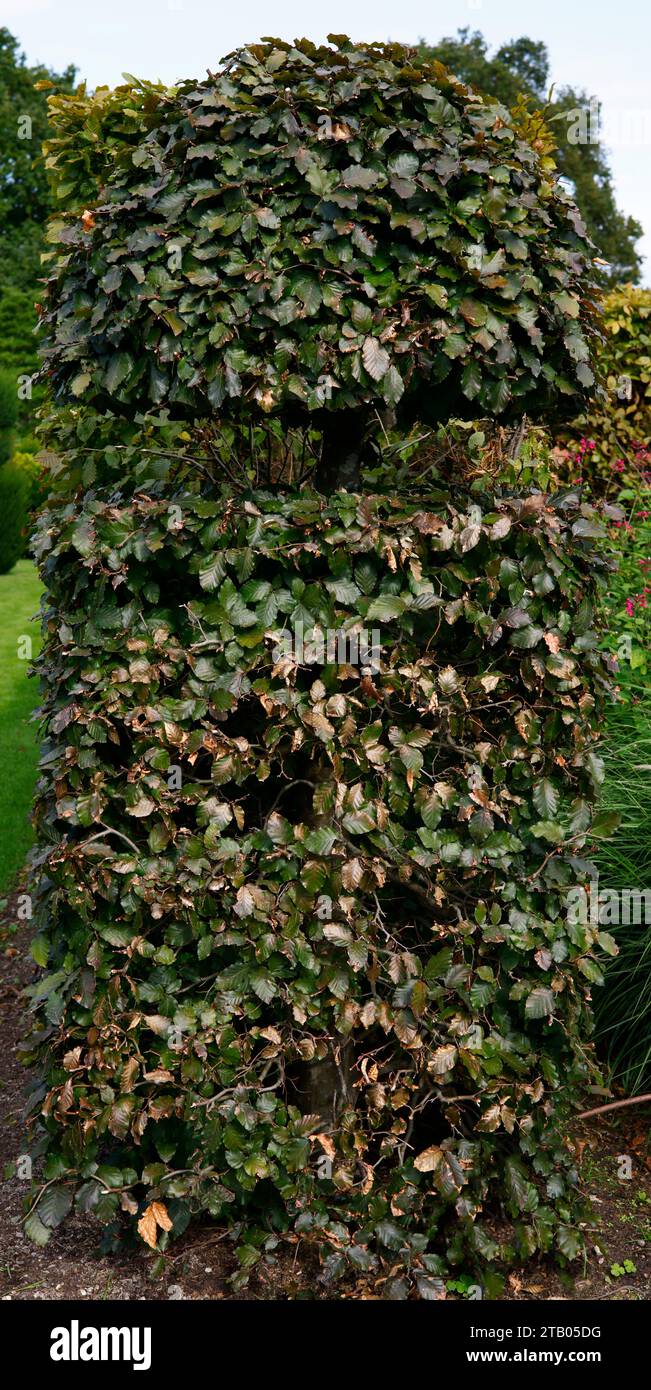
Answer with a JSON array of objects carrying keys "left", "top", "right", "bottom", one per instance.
[{"left": 25, "top": 38, "right": 613, "bottom": 1298}]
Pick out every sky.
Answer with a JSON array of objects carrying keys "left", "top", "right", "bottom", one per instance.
[{"left": 4, "top": 0, "right": 651, "bottom": 280}]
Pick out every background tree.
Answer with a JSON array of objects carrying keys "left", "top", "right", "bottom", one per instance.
[
  {"left": 0, "top": 27, "right": 75, "bottom": 434},
  {"left": 418, "top": 28, "right": 643, "bottom": 284}
]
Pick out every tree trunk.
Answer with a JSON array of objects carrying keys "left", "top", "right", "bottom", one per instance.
[
  {"left": 314, "top": 410, "right": 366, "bottom": 493},
  {"left": 298, "top": 409, "right": 369, "bottom": 1121},
  {"left": 295, "top": 1043, "right": 354, "bottom": 1126}
]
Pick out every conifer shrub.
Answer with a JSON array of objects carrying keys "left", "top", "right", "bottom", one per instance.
[
  {"left": 0, "top": 288, "right": 40, "bottom": 438},
  {"left": 12, "top": 449, "right": 48, "bottom": 516},
  {"left": 0, "top": 459, "right": 29, "bottom": 573},
  {"left": 25, "top": 38, "right": 611, "bottom": 1295},
  {"left": 0, "top": 367, "right": 18, "bottom": 466}
]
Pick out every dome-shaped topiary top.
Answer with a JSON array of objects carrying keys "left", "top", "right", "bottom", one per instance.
[{"left": 41, "top": 36, "right": 600, "bottom": 428}]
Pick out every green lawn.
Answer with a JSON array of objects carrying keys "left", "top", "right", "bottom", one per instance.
[{"left": 0, "top": 560, "right": 42, "bottom": 893}]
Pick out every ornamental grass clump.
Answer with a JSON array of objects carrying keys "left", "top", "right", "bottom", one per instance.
[{"left": 24, "top": 38, "right": 612, "bottom": 1295}]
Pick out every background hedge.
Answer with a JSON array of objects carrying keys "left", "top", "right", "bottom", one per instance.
[{"left": 558, "top": 284, "right": 651, "bottom": 489}]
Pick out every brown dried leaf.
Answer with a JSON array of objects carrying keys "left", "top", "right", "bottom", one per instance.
[
  {"left": 137, "top": 1205, "right": 158, "bottom": 1249},
  {"left": 414, "top": 1145, "right": 443, "bottom": 1173},
  {"left": 151, "top": 1200, "right": 173, "bottom": 1232}
]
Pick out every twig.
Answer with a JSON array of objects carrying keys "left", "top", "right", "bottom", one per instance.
[
  {"left": 578, "top": 1093, "right": 651, "bottom": 1120},
  {"left": 80, "top": 824, "right": 140, "bottom": 855}
]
